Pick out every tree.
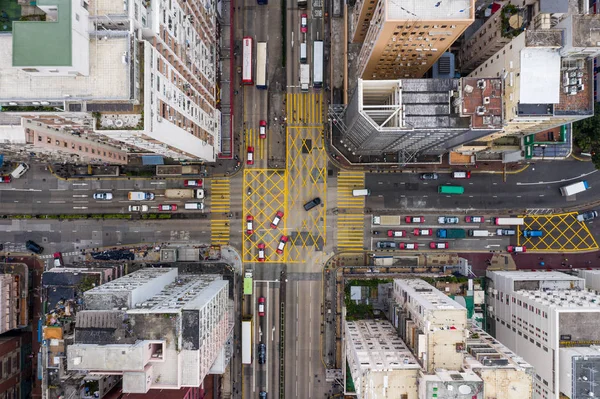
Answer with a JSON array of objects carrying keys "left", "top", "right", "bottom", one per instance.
[{"left": 573, "top": 106, "right": 600, "bottom": 168}]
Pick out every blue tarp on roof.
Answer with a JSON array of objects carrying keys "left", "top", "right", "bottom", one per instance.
[{"left": 142, "top": 155, "right": 164, "bottom": 165}]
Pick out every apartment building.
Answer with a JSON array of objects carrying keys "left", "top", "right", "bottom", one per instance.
[
  {"left": 0, "top": 0, "right": 221, "bottom": 162},
  {"left": 0, "top": 264, "right": 29, "bottom": 335},
  {"left": 486, "top": 270, "right": 600, "bottom": 399},
  {"left": 332, "top": 77, "right": 502, "bottom": 163},
  {"left": 67, "top": 268, "right": 232, "bottom": 393},
  {"left": 351, "top": 0, "right": 474, "bottom": 78},
  {"left": 0, "top": 334, "right": 33, "bottom": 399}
]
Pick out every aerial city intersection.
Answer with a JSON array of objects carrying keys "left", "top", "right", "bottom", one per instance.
[{"left": 1, "top": 0, "right": 600, "bottom": 398}]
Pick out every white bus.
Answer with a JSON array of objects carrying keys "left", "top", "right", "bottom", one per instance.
[
  {"left": 242, "top": 320, "right": 252, "bottom": 364},
  {"left": 256, "top": 42, "right": 267, "bottom": 89},
  {"left": 560, "top": 180, "right": 589, "bottom": 196},
  {"left": 313, "top": 40, "right": 323, "bottom": 88},
  {"left": 242, "top": 37, "right": 253, "bottom": 85},
  {"left": 494, "top": 217, "right": 525, "bottom": 226}
]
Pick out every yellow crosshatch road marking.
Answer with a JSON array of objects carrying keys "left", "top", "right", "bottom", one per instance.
[
  {"left": 286, "top": 92, "right": 323, "bottom": 126},
  {"left": 242, "top": 169, "right": 287, "bottom": 263},
  {"left": 337, "top": 171, "right": 366, "bottom": 209},
  {"left": 210, "top": 179, "right": 230, "bottom": 245},
  {"left": 517, "top": 212, "right": 598, "bottom": 252}
]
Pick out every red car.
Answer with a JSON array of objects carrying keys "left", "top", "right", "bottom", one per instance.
[
  {"left": 507, "top": 245, "right": 526, "bottom": 253},
  {"left": 271, "top": 210, "right": 284, "bottom": 229},
  {"left": 413, "top": 228, "right": 433, "bottom": 236},
  {"left": 405, "top": 216, "right": 424, "bottom": 223},
  {"left": 53, "top": 252, "right": 64, "bottom": 267},
  {"left": 465, "top": 216, "right": 484, "bottom": 223},
  {"left": 277, "top": 235, "right": 289, "bottom": 254},
  {"left": 257, "top": 243, "right": 266, "bottom": 262},
  {"left": 247, "top": 146, "right": 254, "bottom": 165},
  {"left": 387, "top": 230, "right": 407, "bottom": 237},
  {"left": 259, "top": 120, "right": 267, "bottom": 139},
  {"left": 184, "top": 179, "right": 203, "bottom": 187},
  {"left": 158, "top": 204, "right": 178, "bottom": 211},
  {"left": 300, "top": 14, "right": 308, "bottom": 33},
  {"left": 0, "top": 175, "right": 11, "bottom": 183},
  {"left": 399, "top": 243, "right": 418, "bottom": 250},
  {"left": 258, "top": 296, "right": 265, "bottom": 316},
  {"left": 430, "top": 242, "right": 449, "bottom": 249},
  {"left": 246, "top": 215, "right": 254, "bottom": 235}
]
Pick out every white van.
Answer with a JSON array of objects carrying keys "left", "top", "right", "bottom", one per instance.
[
  {"left": 300, "top": 42, "right": 307, "bottom": 64},
  {"left": 352, "top": 189, "right": 370, "bottom": 196},
  {"left": 10, "top": 163, "right": 29, "bottom": 179},
  {"left": 468, "top": 229, "right": 489, "bottom": 237},
  {"left": 184, "top": 202, "right": 204, "bottom": 210}
]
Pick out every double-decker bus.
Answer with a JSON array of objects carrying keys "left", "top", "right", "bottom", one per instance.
[
  {"left": 438, "top": 185, "right": 464, "bottom": 195},
  {"left": 256, "top": 42, "right": 267, "bottom": 89},
  {"left": 242, "top": 37, "right": 253, "bottom": 85}
]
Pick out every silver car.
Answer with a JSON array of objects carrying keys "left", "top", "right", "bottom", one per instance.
[
  {"left": 93, "top": 192, "right": 113, "bottom": 200},
  {"left": 438, "top": 216, "right": 459, "bottom": 224}
]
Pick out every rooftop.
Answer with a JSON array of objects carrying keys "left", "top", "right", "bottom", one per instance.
[
  {"left": 345, "top": 320, "right": 420, "bottom": 371},
  {"left": 465, "top": 324, "right": 534, "bottom": 370},
  {"left": 12, "top": 0, "right": 72, "bottom": 67},
  {"left": 519, "top": 47, "right": 560, "bottom": 104},
  {"left": 386, "top": 0, "right": 472, "bottom": 20},
  {"left": 395, "top": 278, "right": 466, "bottom": 311},
  {"left": 87, "top": 0, "right": 129, "bottom": 16},
  {"left": 571, "top": 14, "right": 600, "bottom": 48},
  {"left": 0, "top": 35, "right": 130, "bottom": 101},
  {"left": 460, "top": 78, "right": 503, "bottom": 129}
]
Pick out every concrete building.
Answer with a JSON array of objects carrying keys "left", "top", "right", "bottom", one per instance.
[
  {"left": 0, "top": 334, "right": 33, "bottom": 399},
  {"left": 344, "top": 319, "right": 421, "bottom": 399},
  {"left": 332, "top": 77, "right": 502, "bottom": 163},
  {"left": 486, "top": 270, "right": 600, "bottom": 399},
  {"left": 0, "top": 263, "right": 29, "bottom": 335},
  {"left": 67, "top": 268, "right": 232, "bottom": 394},
  {"left": 351, "top": 0, "right": 474, "bottom": 78},
  {"left": 0, "top": 0, "right": 221, "bottom": 162},
  {"left": 392, "top": 278, "right": 468, "bottom": 372}
]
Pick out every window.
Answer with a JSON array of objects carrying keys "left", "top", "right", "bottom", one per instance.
[{"left": 37, "top": 135, "right": 42, "bottom": 142}]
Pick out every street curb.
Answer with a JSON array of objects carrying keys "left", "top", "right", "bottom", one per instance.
[{"left": 571, "top": 153, "right": 592, "bottom": 162}]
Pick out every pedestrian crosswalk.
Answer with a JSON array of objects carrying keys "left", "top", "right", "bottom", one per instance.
[
  {"left": 336, "top": 171, "right": 366, "bottom": 251},
  {"left": 209, "top": 179, "right": 231, "bottom": 245},
  {"left": 39, "top": 251, "right": 80, "bottom": 259}
]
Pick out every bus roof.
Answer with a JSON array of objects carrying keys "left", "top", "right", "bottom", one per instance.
[{"left": 438, "top": 185, "right": 464, "bottom": 194}]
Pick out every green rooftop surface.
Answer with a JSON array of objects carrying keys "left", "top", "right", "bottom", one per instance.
[
  {"left": 12, "top": 0, "right": 72, "bottom": 67},
  {"left": 0, "top": 0, "right": 22, "bottom": 32}
]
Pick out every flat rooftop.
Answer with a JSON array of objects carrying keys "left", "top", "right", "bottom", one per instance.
[
  {"left": 0, "top": 35, "right": 130, "bottom": 101},
  {"left": 395, "top": 279, "right": 466, "bottom": 311},
  {"left": 87, "top": 0, "right": 128, "bottom": 16},
  {"left": 387, "top": 0, "right": 472, "bottom": 20},
  {"left": 12, "top": 0, "right": 71, "bottom": 67}
]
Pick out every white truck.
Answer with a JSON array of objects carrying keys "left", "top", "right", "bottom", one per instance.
[
  {"left": 372, "top": 216, "right": 402, "bottom": 226},
  {"left": 128, "top": 191, "right": 155, "bottom": 201},
  {"left": 300, "top": 64, "right": 310, "bottom": 92},
  {"left": 165, "top": 189, "right": 204, "bottom": 199}
]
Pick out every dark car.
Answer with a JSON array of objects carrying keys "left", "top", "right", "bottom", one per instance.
[
  {"left": 259, "top": 392, "right": 267, "bottom": 399},
  {"left": 376, "top": 241, "right": 396, "bottom": 249},
  {"left": 577, "top": 210, "right": 598, "bottom": 222},
  {"left": 303, "top": 197, "right": 321, "bottom": 211},
  {"left": 258, "top": 343, "right": 266, "bottom": 364},
  {"left": 25, "top": 240, "right": 44, "bottom": 254},
  {"left": 420, "top": 173, "right": 438, "bottom": 180}
]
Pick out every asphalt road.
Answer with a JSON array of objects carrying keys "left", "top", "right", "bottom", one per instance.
[{"left": 365, "top": 161, "right": 600, "bottom": 211}]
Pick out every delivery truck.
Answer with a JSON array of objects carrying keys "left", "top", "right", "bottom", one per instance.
[
  {"left": 128, "top": 191, "right": 155, "bottom": 201},
  {"left": 372, "top": 216, "right": 402, "bottom": 226},
  {"left": 165, "top": 189, "right": 205, "bottom": 199},
  {"left": 436, "top": 229, "right": 466, "bottom": 239},
  {"left": 300, "top": 64, "right": 310, "bottom": 92}
]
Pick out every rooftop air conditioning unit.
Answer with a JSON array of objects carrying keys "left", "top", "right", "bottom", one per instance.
[
  {"left": 476, "top": 106, "right": 486, "bottom": 115},
  {"left": 483, "top": 97, "right": 490, "bottom": 104}
]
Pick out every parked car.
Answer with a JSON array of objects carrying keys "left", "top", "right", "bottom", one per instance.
[
  {"left": 465, "top": 216, "right": 484, "bottom": 223},
  {"left": 184, "top": 179, "right": 203, "bottom": 187},
  {"left": 257, "top": 243, "right": 266, "bottom": 262},
  {"left": 258, "top": 296, "right": 265, "bottom": 317},
  {"left": 270, "top": 211, "right": 284, "bottom": 229},
  {"left": 430, "top": 242, "right": 449, "bottom": 249},
  {"left": 413, "top": 228, "right": 433, "bottom": 236},
  {"left": 246, "top": 215, "right": 254, "bottom": 235},
  {"left": 303, "top": 197, "right": 321, "bottom": 211},
  {"left": 258, "top": 343, "right": 266, "bottom": 364},
  {"left": 577, "top": 210, "right": 598, "bottom": 222},
  {"left": 438, "top": 216, "right": 459, "bottom": 224},
  {"left": 300, "top": 13, "right": 308, "bottom": 33},
  {"left": 507, "top": 245, "right": 526, "bottom": 253},
  {"left": 158, "top": 204, "right": 178, "bottom": 211},
  {"left": 25, "top": 240, "right": 44, "bottom": 254},
  {"left": 387, "top": 230, "right": 407, "bottom": 237},
  {"left": 128, "top": 205, "right": 149, "bottom": 212},
  {"left": 420, "top": 173, "right": 438, "bottom": 180},
  {"left": 93, "top": 192, "right": 113, "bottom": 200},
  {"left": 0, "top": 175, "right": 12, "bottom": 183},
  {"left": 247, "top": 146, "right": 254, "bottom": 165},
  {"left": 399, "top": 242, "right": 418, "bottom": 250},
  {"left": 405, "top": 216, "right": 424, "bottom": 223},
  {"left": 276, "top": 235, "right": 289, "bottom": 254},
  {"left": 376, "top": 241, "right": 396, "bottom": 249},
  {"left": 259, "top": 120, "right": 267, "bottom": 139}
]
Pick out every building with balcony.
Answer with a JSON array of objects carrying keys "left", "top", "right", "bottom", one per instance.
[
  {"left": 0, "top": 263, "right": 29, "bottom": 335},
  {"left": 0, "top": 334, "right": 33, "bottom": 399},
  {"left": 0, "top": 0, "right": 221, "bottom": 162},
  {"left": 486, "top": 270, "right": 600, "bottom": 399},
  {"left": 351, "top": 0, "right": 474, "bottom": 78},
  {"left": 66, "top": 268, "right": 232, "bottom": 394}
]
